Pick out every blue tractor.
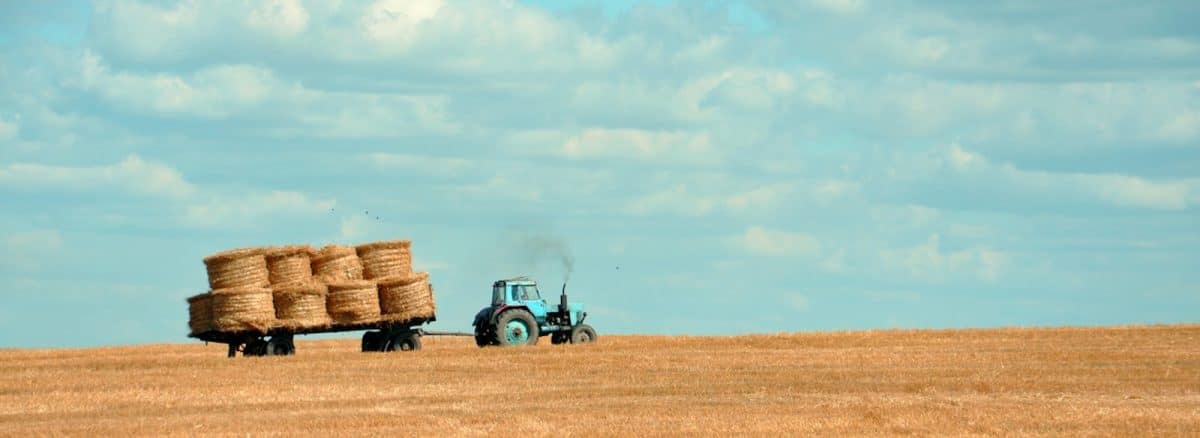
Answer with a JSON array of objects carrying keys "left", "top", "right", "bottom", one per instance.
[{"left": 472, "top": 277, "right": 596, "bottom": 347}]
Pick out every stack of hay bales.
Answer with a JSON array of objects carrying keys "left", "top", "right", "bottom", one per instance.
[
  {"left": 265, "top": 245, "right": 315, "bottom": 286},
  {"left": 211, "top": 286, "right": 275, "bottom": 332},
  {"left": 187, "top": 293, "right": 212, "bottom": 336},
  {"left": 272, "top": 282, "right": 331, "bottom": 330},
  {"left": 189, "top": 239, "right": 437, "bottom": 336},
  {"left": 312, "top": 245, "right": 364, "bottom": 282},
  {"left": 377, "top": 272, "right": 435, "bottom": 323},
  {"left": 327, "top": 280, "right": 381, "bottom": 325},
  {"left": 356, "top": 240, "right": 412, "bottom": 279},
  {"left": 186, "top": 248, "right": 277, "bottom": 335}
]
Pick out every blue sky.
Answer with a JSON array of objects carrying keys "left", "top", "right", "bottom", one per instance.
[{"left": 1, "top": 0, "right": 1197, "bottom": 348}]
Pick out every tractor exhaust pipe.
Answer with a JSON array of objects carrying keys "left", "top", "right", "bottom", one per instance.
[{"left": 560, "top": 282, "right": 569, "bottom": 312}]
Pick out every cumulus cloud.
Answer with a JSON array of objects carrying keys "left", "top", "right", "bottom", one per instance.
[
  {"left": 0, "top": 155, "right": 196, "bottom": 199},
  {"left": 884, "top": 144, "right": 1196, "bottom": 212},
  {"left": 735, "top": 226, "right": 822, "bottom": 257},
  {"left": 75, "top": 52, "right": 278, "bottom": 118},
  {"left": 247, "top": 0, "right": 310, "bottom": 39},
  {"left": 562, "top": 129, "right": 717, "bottom": 165},
  {"left": 880, "top": 234, "right": 1005, "bottom": 282},
  {"left": 0, "top": 155, "right": 334, "bottom": 229},
  {"left": 2, "top": 229, "right": 64, "bottom": 273}
]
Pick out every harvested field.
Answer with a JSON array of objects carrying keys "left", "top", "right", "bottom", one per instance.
[{"left": 0, "top": 325, "right": 1196, "bottom": 436}]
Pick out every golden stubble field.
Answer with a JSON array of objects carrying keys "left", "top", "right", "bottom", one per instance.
[{"left": 0, "top": 325, "right": 1197, "bottom": 436}]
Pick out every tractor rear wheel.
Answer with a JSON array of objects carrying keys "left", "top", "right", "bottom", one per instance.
[
  {"left": 570, "top": 324, "right": 597, "bottom": 344},
  {"left": 494, "top": 309, "right": 539, "bottom": 346},
  {"left": 474, "top": 329, "right": 495, "bottom": 347}
]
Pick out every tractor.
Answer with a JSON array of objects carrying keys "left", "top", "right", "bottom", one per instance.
[{"left": 472, "top": 277, "right": 596, "bottom": 347}]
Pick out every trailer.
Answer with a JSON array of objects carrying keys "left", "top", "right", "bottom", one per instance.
[{"left": 190, "top": 316, "right": 470, "bottom": 358}]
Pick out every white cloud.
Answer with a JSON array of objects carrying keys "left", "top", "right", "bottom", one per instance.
[
  {"left": 2, "top": 229, "right": 64, "bottom": 272},
  {"left": 0, "top": 118, "right": 19, "bottom": 141},
  {"left": 182, "top": 191, "right": 335, "bottom": 228},
  {"left": 562, "top": 129, "right": 717, "bottom": 165},
  {"left": 809, "top": 0, "right": 865, "bottom": 14},
  {"left": 453, "top": 174, "right": 542, "bottom": 202},
  {"left": 0, "top": 155, "right": 196, "bottom": 199},
  {"left": 880, "top": 234, "right": 1005, "bottom": 282},
  {"left": 77, "top": 52, "right": 279, "bottom": 118},
  {"left": 736, "top": 226, "right": 822, "bottom": 257},
  {"left": 784, "top": 294, "right": 811, "bottom": 312},
  {"left": 626, "top": 184, "right": 719, "bottom": 217},
  {"left": 361, "top": 0, "right": 443, "bottom": 48},
  {"left": 904, "top": 144, "right": 1196, "bottom": 211},
  {"left": 247, "top": 0, "right": 309, "bottom": 39},
  {"left": 362, "top": 153, "right": 473, "bottom": 176},
  {"left": 0, "top": 155, "right": 335, "bottom": 229},
  {"left": 627, "top": 179, "right": 858, "bottom": 218}
]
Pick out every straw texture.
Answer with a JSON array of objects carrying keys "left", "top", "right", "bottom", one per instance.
[
  {"left": 377, "top": 272, "right": 435, "bottom": 323},
  {"left": 326, "top": 280, "right": 381, "bottom": 325},
  {"left": 186, "top": 293, "right": 212, "bottom": 335},
  {"left": 203, "top": 247, "right": 269, "bottom": 289},
  {"left": 265, "top": 245, "right": 315, "bottom": 285},
  {"left": 211, "top": 287, "right": 275, "bottom": 333},
  {"left": 356, "top": 240, "right": 413, "bottom": 280},
  {"left": 312, "top": 245, "right": 364, "bottom": 282},
  {"left": 272, "top": 282, "right": 331, "bottom": 331}
]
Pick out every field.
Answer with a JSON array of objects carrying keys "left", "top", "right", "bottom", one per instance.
[{"left": 0, "top": 325, "right": 1197, "bottom": 436}]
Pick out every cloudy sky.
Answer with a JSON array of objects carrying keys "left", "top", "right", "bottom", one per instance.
[{"left": 1, "top": 0, "right": 1197, "bottom": 347}]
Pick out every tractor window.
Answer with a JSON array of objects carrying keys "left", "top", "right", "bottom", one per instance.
[
  {"left": 510, "top": 285, "right": 520, "bottom": 302},
  {"left": 521, "top": 285, "right": 541, "bottom": 300},
  {"left": 492, "top": 285, "right": 504, "bottom": 305}
]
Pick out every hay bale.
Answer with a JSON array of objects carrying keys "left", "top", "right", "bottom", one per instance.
[
  {"left": 265, "top": 245, "right": 315, "bottom": 285},
  {"left": 272, "top": 281, "right": 331, "bottom": 331},
  {"left": 355, "top": 240, "right": 412, "bottom": 280},
  {"left": 326, "top": 280, "right": 381, "bottom": 325},
  {"left": 203, "top": 247, "right": 269, "bottom": 289},
  {"left": 312, "top": 245, "right": 364, "bottom": 282},
  {"left": 377, "top": 272, "right": 435, "bottom": 323},
  {"left": 186, "top": 293, "right": 212, "bottom": 335},
  {"left": 210, "top": 287, "right": 275, "bottom": 333}
]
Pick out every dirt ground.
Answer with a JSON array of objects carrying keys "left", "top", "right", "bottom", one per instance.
[{"left": 0, "top": 325, "right": 1196, "bottom": 436}]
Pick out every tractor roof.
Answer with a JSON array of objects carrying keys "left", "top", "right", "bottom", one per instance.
[{"left": 495, "top": 276, "right": 537, "bottom": 286}]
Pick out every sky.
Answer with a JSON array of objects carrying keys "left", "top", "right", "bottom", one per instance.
[{"left": 0, "top": 0, "right": 1197, "bottom": 348}]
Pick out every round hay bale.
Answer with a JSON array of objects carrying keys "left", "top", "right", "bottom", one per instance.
[
  {"left": 377, "top": 272, "right": 435, "bottom": 323},
  {"left": 203, "top": 247, "right": 269, "bottom": 289},
  {"left": 326, "top": 280, "right": 381, "bottom": 325},
  {"left": 272, "top": 281, "right": 331, "bottom": 331},
  {"left": 265, "top": 245, "right": 315, "bottom": 285},
  {"left": 186, "top": 293, "right": 212, "bottom": 335},
  {"left": 355, "top": 240, "right": 412, "bottom": 279},
  {"left": 210, "top": 287, "right": 275, "bottom": 333},
  {"left": 312, "top": 245, "right": 364, "bottom": 282}
]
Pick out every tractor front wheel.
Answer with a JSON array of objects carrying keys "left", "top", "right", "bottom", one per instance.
[
  {"left": 570, "top": 324, "right": 597, "bottom": 344},
  {"left": 494, "top": 309, "right": 539, "bottom": 346},
  {"left": 551, "top": 332, "right": 570, "bottom": 345}
]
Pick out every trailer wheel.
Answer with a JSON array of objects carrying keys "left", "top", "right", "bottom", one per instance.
[
  {"left": 494, "top": 309, "right": 539, "bottom": 346},
  {"left": 570, "top": 324, "right": 597, "bottom": 344},
  {"left": 244, "top": 338, "right": 269, "bottom": 356},
  {"left": 386, "top": 332, "right": 422, "bottom": 352},
  {"left": 362, "top": 331, "right": 384, "bottom": 352},
  {"left": 268, "top": 335, "right": 295, "bottom": 356}
]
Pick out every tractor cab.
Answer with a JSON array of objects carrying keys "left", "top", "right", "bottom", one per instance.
[{"left": 473, "top": 276, "right": 595, "bottom": 347}]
